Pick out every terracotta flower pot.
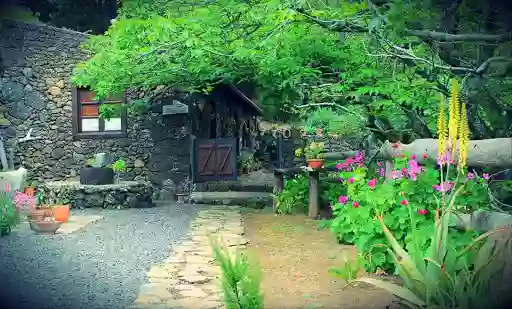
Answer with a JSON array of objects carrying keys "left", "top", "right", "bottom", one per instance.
[
  {"left": 28, "top": 209, "right": 47, "bottom": 221},
  {"left": 29, "top": 220, "right": 62, "bottom": 234},
  {"left": 24, "top": 187, "right": 36, "bottom": 197},
  {"left": 307, "top": 159, "right": 324, "bottom": 169},
  {"left": 52, "top": 205, "right": 70, "bottom": 223},
  {"left": 39, "top": 206, "right": 53, "bottom": 217}
]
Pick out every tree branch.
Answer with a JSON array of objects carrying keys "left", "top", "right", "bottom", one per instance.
[{"left": 295, "top": 7, "right": 512, "bottom": 43}]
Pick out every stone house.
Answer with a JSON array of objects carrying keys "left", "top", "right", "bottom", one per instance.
[{"left": 0, "top": 19, "right": 262, "bottom": 193}]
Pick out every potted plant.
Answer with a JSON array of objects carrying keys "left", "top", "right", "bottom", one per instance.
[
  {"left": 80, "top": 153, "right": 114, "bottom": 185},
  {"left": 112, "top": 159, "right": 127, "bottom": 184},
  {"left": 175, "top": 187, "right": 187, "bottom": 203},
  {"left": 295, "top": 142, "right": 325, "bottom": 169},
  {"left": 23, "top": 181, "right": 38, "bottom": 197},
  {"left": 29, "top": 217, "right": 62, "bottom": 234},
  {"left": 13, "top": 191, "right": 36, "bottom": 222},
  {"left": 51, "top": 197, "right": 70, "bottom": 223}
]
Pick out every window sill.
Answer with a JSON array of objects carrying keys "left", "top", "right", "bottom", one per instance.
[{"left": 73, "top": 131, "right": 128, "bottom": 140}]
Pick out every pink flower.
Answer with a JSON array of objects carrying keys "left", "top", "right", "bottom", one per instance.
[
  {"left": 13, "top": 192, "right": 36, "bottom": 210},
  {"left": 467, "top": 172, "right": 475, "bottom": 180},
  {"left": 391, "top": 143, "right": 400, "bottom": 148},
  {"left": 418, "top": 209, "right": 428, "bottom": 215},
  {"left": 410, "top": 155, "right": 417, "bottom": 160},
  {"left": 422, "top": 153, "right": 429, "bottom": 159},
  {"left": 483, "top": 173, "right": 490, "bottom": 180},
  {"left": 377, "top": 162, "right": 382, "bottom": 167},
  {"left": 352, "top": 201, "right": 360, "bottom": 208},
  {"left": 338, "top": 195, "right": 349, "bottom": 204},
  {"left": 368, "top": 178, "right": 377, "bottom": 189},
  {"left": 3, "top": 183, "right": 10, "bottom": 192},
  {"left": 434, "top": 182, "right": 454, "bottom": 193},
  {"left": 407, "top": 160, "right": 423, "bottom": 181},
  {"left": 400, "top": 199, "right": 409, "bottom": 206},
  {"left": 347, "top": 178, "right": 355, "bottom": 184},
  {"left": 379, "top": 168, "right": 385, "bottom": 177}
]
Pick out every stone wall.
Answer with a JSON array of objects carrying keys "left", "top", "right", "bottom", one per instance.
[{"left": 0, "top": 19, "right": 190, "bottom": 190}]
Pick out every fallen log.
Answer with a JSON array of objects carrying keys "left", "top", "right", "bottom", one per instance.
[{"left": 379, "top": 138, "right": 512, "bottom": 168}]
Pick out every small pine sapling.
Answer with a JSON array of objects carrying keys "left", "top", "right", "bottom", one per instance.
[{"left": 211, "top": 239, "right": 264, "bottom": 309}]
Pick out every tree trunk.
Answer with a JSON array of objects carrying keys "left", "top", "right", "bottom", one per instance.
[{"left": 379, "top": 138, "right": 512, "bottom": 167}]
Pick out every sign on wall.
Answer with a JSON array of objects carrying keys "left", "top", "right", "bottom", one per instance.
[{"left": 162, "top": 100, "right": 189, "bottom": 115}]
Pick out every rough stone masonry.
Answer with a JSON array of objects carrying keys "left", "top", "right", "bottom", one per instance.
[{"left": 0, "top": 19, "right": 191, "bottom": 191}]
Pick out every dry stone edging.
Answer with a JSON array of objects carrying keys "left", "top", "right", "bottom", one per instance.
[{"left": 131, "top": 205, "right": 249, "bottom": 309}]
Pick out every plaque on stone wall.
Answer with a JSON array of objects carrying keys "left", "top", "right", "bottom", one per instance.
[{"left": 162, "top": 100, "right": 188, "bottom": 115}]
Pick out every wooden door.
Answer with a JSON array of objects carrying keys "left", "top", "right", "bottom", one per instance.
[{"left": 192, "top": 138, "right": 237, "bottom": 182}]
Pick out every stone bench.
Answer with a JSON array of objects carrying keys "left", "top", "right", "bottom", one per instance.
[{"left": 40, "top": 181, "right": 154, "bottom": 209}]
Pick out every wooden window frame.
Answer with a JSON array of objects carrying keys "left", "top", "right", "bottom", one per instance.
[{"left": 72, "top": 87, "right": 128, "bottom": 139}]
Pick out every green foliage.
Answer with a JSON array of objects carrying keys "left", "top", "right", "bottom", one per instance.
[
  {"left": 211, "top": 240, "right": 264, "bottom": 309},
  {"left": 328, "top": 253, "right": 364, "bottom": 282},
  {"left": 71, "top": 0, "right": 443, "bottom": 127},
  {"left": 302, "top": 107, "right": 367, "bottom": 137},
  {"left": 330, "top": 153, "right": 489, "bottom": 273},
  {"left": 295, "top": 141, "right": 325, "bottom": 160},
  {"left": 112, "top": 159, "right": 126, "bottom": 173},
  {"left": 275, "top": 174, "right": 309, "bottom": 215},
  {"left": 0, "top": 189, "right": 18, "bottom": 236}
]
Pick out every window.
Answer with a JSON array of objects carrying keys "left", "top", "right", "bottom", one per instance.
[{"left": 72, "top": 87, "right": 127, "bottom": 139}]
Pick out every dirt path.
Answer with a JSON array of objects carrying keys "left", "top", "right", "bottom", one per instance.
[{"left": 242, "top": 211, "right": 395, "bottom": 309}]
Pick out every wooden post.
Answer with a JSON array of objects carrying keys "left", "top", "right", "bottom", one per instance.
[
  {"left": 308, "top": 170, "right": 320, "bottom": 218},
  {"left": 273, "top": 170, "right": 285, "bottom": 213}
]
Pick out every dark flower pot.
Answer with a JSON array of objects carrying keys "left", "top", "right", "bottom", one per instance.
[{"left": 80, "top": 167, "right": 114, "bottom": 185}]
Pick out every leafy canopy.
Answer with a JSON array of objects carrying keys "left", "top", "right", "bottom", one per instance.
[{"left": 73, "top": 0, "right": 443, "bottom": 126}]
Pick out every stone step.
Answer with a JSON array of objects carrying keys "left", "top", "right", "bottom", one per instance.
[
  {"left": 195, "top": 181, "right": 274, "bottom": 193},
  {"left": 190, "top": 191, "right": 272, "bottom": 208}
]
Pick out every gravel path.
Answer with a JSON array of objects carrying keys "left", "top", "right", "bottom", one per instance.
[{"left": 0, "top": 203, "right": 200, "bottom": 309}]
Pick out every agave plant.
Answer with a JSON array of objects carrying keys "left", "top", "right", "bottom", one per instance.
[{"left": 352, "top": 191, "right": 509, "bottom": 309}]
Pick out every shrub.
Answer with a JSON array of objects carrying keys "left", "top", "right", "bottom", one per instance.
[{"left": 329, "top": 152, "right": 489, "bottom": 273}]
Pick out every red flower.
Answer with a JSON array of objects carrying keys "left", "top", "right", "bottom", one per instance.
[
  {"left": 368, "top": 178, "right": 377, "bottom": 189},
  {"left": 410, "top": 155, "right": 417, "bottom": 160},
  {"left": 417, "top": 209, "right": 428, "bottom": 215},
  {"left": 422, "top": 153, "right": 429, "bottom": 159},
  {"left": 400, "top": 199, "right": 409, "bottom": 206},
  {"left": 377, "top": 162, "right": 383, "bottom": 167},
  {"left": 352, "top": 201, "right": 360, "bottom": 208}
]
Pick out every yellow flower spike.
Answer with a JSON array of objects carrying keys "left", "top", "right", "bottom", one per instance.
[
  {"left": 437, "top": 94, "right": 448, "bottom": 162},
  {"left": 448, "top": 79, "right": 460, "bottom": 155},
  {"left": 458, "top": 101, "right": 470, "bottom": 171}
]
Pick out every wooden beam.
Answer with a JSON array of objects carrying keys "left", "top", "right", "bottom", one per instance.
[
  {"left": 273, "top": 170, "right": 285, "bottom": 213},
  {"left": 308, "top": 170, "right": 320, "bottom": 219}
]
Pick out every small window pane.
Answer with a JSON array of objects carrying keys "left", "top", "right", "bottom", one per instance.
[
  {"left": 81, "top": 105, "right": 99, "bottom": 117},
  {"left": 104, "top": 118, "right": 122, "bottom": 131},
  {"left": 79, "top": 89, "right": 98, "bottom": 103},
  {"left": 81, "top": 118, "right": 100, "bottom": 132}
]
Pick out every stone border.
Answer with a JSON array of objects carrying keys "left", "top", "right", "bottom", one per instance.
[{"left": 132, "top": 205, "right": 248, "bottom": 309}]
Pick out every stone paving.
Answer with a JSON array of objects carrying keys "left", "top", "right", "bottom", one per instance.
[
  {"left": 131, "top": 205, "right": 248, "bottom": 309},
  {"left": 57, "top": 214, "right": 103, "bottom": 234}
]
